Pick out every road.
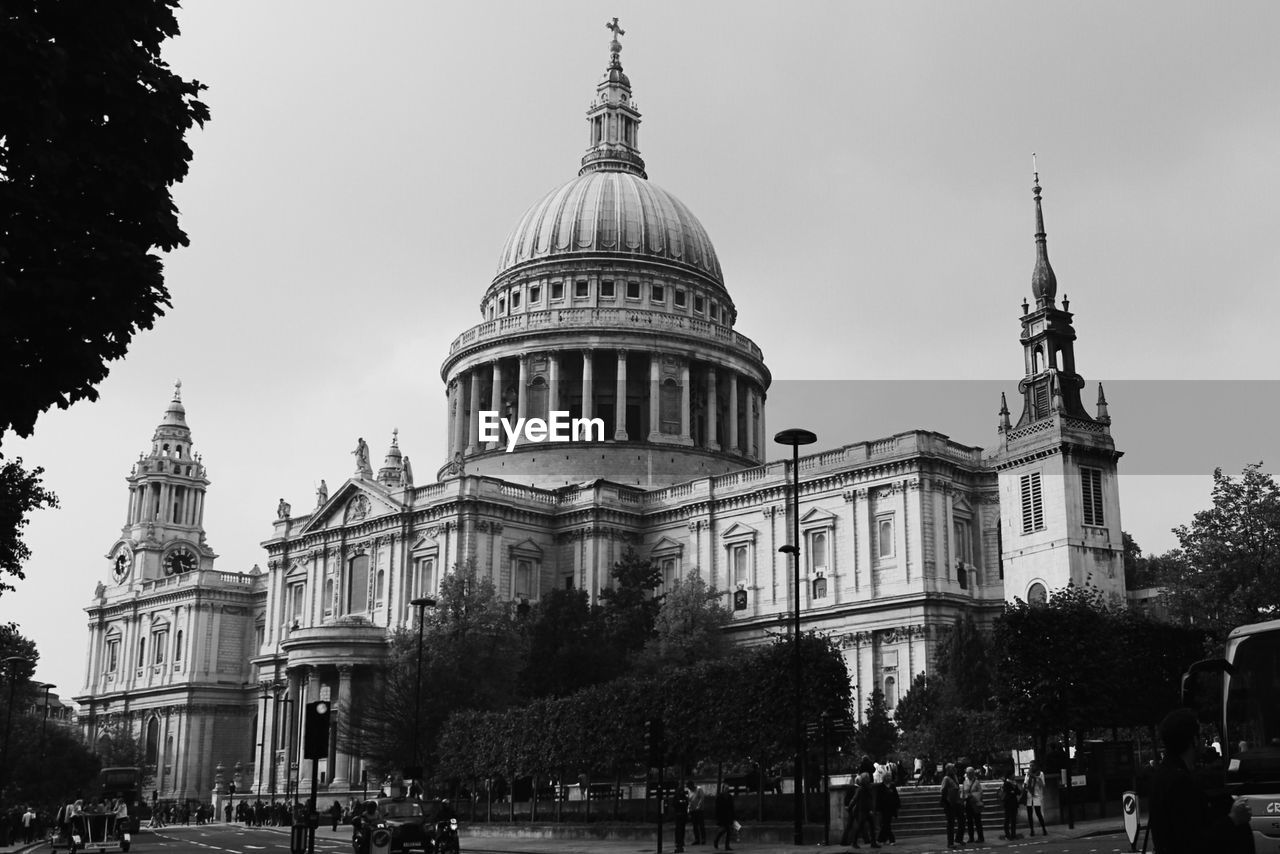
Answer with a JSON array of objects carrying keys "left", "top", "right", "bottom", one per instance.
[{"left": 112, "top": 824, "right": 1144, "bottom": 854}]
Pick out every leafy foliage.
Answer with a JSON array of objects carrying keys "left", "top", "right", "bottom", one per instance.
[
  {"left": 854, "top": 688, "right": 898, "bottom": 760},
  {"left": 599, "top": 548, "right": 663, "bottom": 656},
  {"left": 634, "top": 569, "right": 733, "bottom": 672},
  {"left": 0, "top": 459, "right": 58, "bottom": 597},
  {"left": 518, "top": 587, "right": 615, "bottom": 699},
  {"left": 1160, "top": 464, "right": 1280, "bottom": 638},
  {"left": 0, "top": 1, "right": 209, "bottom": 439}
]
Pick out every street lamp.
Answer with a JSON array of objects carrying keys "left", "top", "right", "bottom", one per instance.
[
  {"left": 0, "top": 656, "right": 33, "bottom": 810},
  {"left": 37, "top": 683, "right": 55, "bottom": 758},
  {"left": 774, "top": 427, "right": 817, "bottom": 847},
  {"left": 409, "top": 597, "right": 436, "bottom": 790}
]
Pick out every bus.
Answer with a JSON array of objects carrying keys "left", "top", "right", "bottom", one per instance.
[
  {"left": 98, "top": 767, "right": 142, "bottom": 833},
  {"left": 1184, "top": 618, "right": 1280, "bottom": 852}
]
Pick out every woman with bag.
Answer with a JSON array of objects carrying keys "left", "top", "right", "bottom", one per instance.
[
  {"left": 1023, "top": 760, "right": 1048, "bottom": 836},
  {"left": 962, "top": 766, "right": 985, "bottom": 843}
]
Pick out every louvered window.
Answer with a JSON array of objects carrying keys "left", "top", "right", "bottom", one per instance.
[
  {"left": 1020, "top": 472, "right": 1045, "bottom": 533},
  {"left": 1082, "top": 467, "right": 1105, "bottom": 526},
  {"left": 1034, "top": 382, "right": 1050, "bottom": 419}
]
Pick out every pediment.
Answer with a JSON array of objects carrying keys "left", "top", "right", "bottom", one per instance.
[
  {"left": 721, "top": 522, "right": 758, "bottom": 543},
  {"left": 508, "top": 538, "right": 543, "bottom": 558},
  {"left": 800, "top": 507, "right": 838, "bottom": 526},
  {"left": 951, "top": 495, "right": 973, "bottom": 515},
  {"left": 649, "top": 536, "right": 684, "bottom": 557},
  {"left": 409, "top": 534, "right": 439, "bottom": 554},
  {"left": 299, "top": 479, "right": 403, "bottom": 534}
]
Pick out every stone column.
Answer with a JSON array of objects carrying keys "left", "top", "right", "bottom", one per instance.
[
  {"left": 746, "top": 386, "right": 757, "bottom": 459},
  {"left": 330, "top": 665, "right": 354, "bottom": 790},
  {"left": 489, "top": 361, "right": 503, "bottom": 450},
  {"left": 728, "top": 373, "right": 739, "bottom": 453},
  {"left": 680, "top": 360, "right": 692, "bottom": 442},
  {"left": 648, "top": 353, "right": 661, "bottom": 441},
  {"left": 613, "top": 350, "right": 628, "bottom": 440},
  {"left": 450, "top": 380, "right": 465, "bottom": 461},
  {"left": 706, "top": 368, "right": 720, "bottom": 451},
  {"left": 299, "top": 666, "right": 320, "bottom": 789},
  {"left": 517, "top": 355, "right": 529, "bottom": 421},
  {"left": 582, "top": 351, "right": 595, "bottom": 421},
  {"left": 548, "top": 351, "right": 561, "bottom": 417},
  {"left": 467, "top": 370, "right": 483, "bottom": 454}
]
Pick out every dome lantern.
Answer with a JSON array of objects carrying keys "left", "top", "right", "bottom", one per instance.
[{"left": 579, "top": 18, "right": 646, "bottom": 179}]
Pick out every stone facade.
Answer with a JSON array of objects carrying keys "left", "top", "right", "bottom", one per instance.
[{"left": 75, "top": 29, "right": 1125, "bottom": 803}]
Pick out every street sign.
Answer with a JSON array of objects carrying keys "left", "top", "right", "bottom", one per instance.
[
  {"left": 1122, "top": 791, "right": 1140, "bottom": 848},
  {"left": 1069, "top": 774, "right": 1088, "bottom": 788}
]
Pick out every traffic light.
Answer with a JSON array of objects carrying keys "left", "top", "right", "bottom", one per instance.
[
  {"left": 644, "top": 717, "right": 665, "bottom": 767},
  {"left": 304, "top": 700, "right": 331, "bottom": 760},
  {"left": 733, "top": 589, "right": 748, "bottom": 611}
]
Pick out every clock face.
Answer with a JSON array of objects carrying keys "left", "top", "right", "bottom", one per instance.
[
  {"left": 112, "top": 548, "right": 133, "bottom": 582},
  {"left": 165, "top": 546, "right": 196, "bottom": 575}
]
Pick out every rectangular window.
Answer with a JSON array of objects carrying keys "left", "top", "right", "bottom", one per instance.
[
  {"left": 674, "top": 289, "right": 687, "bottom": 308},
  {"left": 694, "top": 296, "right": 705, "bottom": 313},
  {"left": 807, "top": 530, "right": 829, "bottom": 573},
  {"left": 1082, "top": 467, "right": 1105, "bottom": 526},
  {"left": 174, "top": 629, "right": 183, "bottom": 662},
  {"left": 732, "top": 545, "right": 750, "bottom": 587},
  {"left": 107, "top": 641, "right": 119, "bottom": 672},
  {"left": 153, "top": 631, "right": 167, "bottom": 664},
  {"left": 876, "top": 515, "right": 895, "bottom": 559},
  {"left": 529, "top": 285, "right": 541, "bottom": 303},
  {"left": 511, "top": 290, "right": 521, "bottom": 309},
  {"left": 551, "top": 282, "right": 564, "bottom": 301},
  {"left": 662, "top": 558, "right": 676, "bottom": 591},
  {"left": 515, "top": 559, "right": 533, "bottom": 600},
  {"left": 626, "top": 281, "right": 642, "bottom": 300},
  {"left": 137, "top": 637, "right": 146, "bottom": 668},
  {"left": 652, "top": 285, "right": 665, "bottom": 303},
  {"left": 575, "top": 280, "right": 589, "bottom": 298},
  {"left": 710, "top": 303, "right": 720, "bottom": 321},
  {"left": 601, "top": 280, "right": 615, "bottom": 298},
  {"left": 290, "top": 582, "right": 305, "bottom": 622},
  {"left": 1021, "top": 472, "right": 1045, "bottom": 533},
  {"left": 497, "top": 297, "right": 506, "bottom": 314}
]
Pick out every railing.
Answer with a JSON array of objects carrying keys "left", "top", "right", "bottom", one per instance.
[{"left": 447, "top": 307, "right": 764, "bottom": 361}]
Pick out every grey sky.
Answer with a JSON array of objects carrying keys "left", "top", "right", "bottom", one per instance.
[{"left": 5, "top": 1, "right": 1279, "bottom": 698}]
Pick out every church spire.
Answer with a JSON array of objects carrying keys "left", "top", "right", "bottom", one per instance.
[
  {"left": 1031, "top": 157, "right": 1057, "bottom": 308},
  {"left": 579, "top": 18, "right": 647, "bottom": 178}
]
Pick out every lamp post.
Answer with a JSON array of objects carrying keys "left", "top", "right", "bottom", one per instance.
[
  {"left": 258, "top": 684, "right": 270, "bottom": 796},
  {"left": 37, "top": 682, "right": 55, "bottom": 758},
  {"left": 1, "top": 656, "right": 32, "bottom": 810},
  {"left": 774, "top": 428, "right": 817, "bottom": 846},
  {"left": 409, "top": 597, "right": 436, "bottom": 791}
]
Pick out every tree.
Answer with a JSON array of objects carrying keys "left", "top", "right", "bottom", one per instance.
[
  {"left": 1, "top": 1, "right": 209, "bottom": 439},
  {"left": 935, "top": 615, "right": 995, "bottom": 711},
  {"left": 1162, "top": 464, "right": 1280, "bottom": 638},
  {"left": 635, "top": 569, "right": 732, "bottom": 671},
  {"left": 0, "top": 460, "right": 58, "bottom": 597},
  {"left": 598, "top": 548, "right": 663, "bottom": 656},
  {"left": 518, "top": 587, "right": 615, "bottom": 699},
  {"left": 854, "top": 688, "right": 898, "bottom": 761}
]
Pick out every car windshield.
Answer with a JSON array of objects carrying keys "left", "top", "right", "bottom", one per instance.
[{"left": 380, "top": 802, "right": 422, "bottom": 819}]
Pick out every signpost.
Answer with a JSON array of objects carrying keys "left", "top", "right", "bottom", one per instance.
[{"left": 1122, "top": 791, "right": 1140, "bottom": 852}]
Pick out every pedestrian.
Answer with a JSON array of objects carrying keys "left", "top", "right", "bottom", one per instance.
[
  {"left": 22, "top": 806, "right": 36, "bottom": 844},
  {"left": 712, "top": 784, "right": 735, "bottom": 851},
  {"left": 850, "top": 759, "right": 879, "bottom": 849},
  {"left": 330, "top": 800, "right": 343, "bottom": 832},
  {"left": 1023, "top": 759, "right": 1047, "bottom": 836},
  {"left": 940, "top": 764, "right": 962, "bottom": 849},
  {"left": 687, "top": 780, "right": 706, "bottom": 845},
  {"left": 999, "top": 773, "right": 1022, "bottom": 839},
  {"left": 673, "top": 783, "right": 690, "bottom": 853},
  {"left": 876, "top": 775, "right": 899, "bottom": 845},
  {"left": 962, "top": 766, "right": 984, "bottom": 843},
  {"left": 1149, "top": 707, "right": 1252, "bottom": 853}
]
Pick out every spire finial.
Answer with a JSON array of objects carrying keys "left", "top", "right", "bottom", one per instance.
[
  {"left": 998, "top": 392, "right": 1012, "bottom": 433},
  {"left": 1031, "top": 157, "right": 1057, "bottom": 308},
  {"left": 606, "top": 17, "right": 625, "bottom": 64},
  {"left": 173, "top": 378, "right": 182, "bottom": 401},
  {"left": 392, "top": 427, "right": 400, "bottom": 448}
]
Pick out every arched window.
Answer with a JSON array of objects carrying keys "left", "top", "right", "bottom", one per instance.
[
  {"left": 884, "top": 676, "right": 897, "bottom": 710},
  {"left": 323, "top": 578, "right": 334, "bottom": 616},
  {"left": 375, "top": 569, "right": 386, "bottom": 606},
  {"left": 1028, "top": 582, "right": 1048, "bottom": 605},
  {"left": 174, "top": 629, "right": 183, "bottom": 662},
  {"left": 145, "top": 717, "right": 160, "bottom": 765}
]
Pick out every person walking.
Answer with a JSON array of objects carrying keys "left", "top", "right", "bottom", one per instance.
[
  {"left": 329, "top": 800, "right": 343, "bottom": 832},
  {"left": 999, "top": 773, "right": 1022, "bottom": 839},
  {"left": 687, "top": 781, "right": 706, "bottom": 845},
  {"left": 1150, "top": 707, "right": 1252, "bottom": 853},
  {"left": 940, "top": 764, "right": 962, "bottom": 848},
  {"left": 850, "top": 761, "right": 880, "bottom": 849},
  {"left": 962, "top": 766, "right": 985, "bottom": 843},
  {"left": 876, "top": 775, "right": 900, "bottom": 846},
  {"left": 712, "top": 784, "right": 735, "bottom": 851},
  {"left": 673, "top": 783, "right": 690, "bottom": 853},
  {"left": 22, "top": 806, "right": 36, "bottom": 844},
  {"left": 1023, "top": 760, "right": 1047, "bottom": 836}
]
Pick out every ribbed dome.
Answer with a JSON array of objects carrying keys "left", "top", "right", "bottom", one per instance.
[{"left": 495, "top": 171, "right": 724, "bottom": 288}]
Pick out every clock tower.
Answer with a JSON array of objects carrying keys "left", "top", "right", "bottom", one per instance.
[{"left": 107, "top": 381, "right": 216, "bottom": 587}]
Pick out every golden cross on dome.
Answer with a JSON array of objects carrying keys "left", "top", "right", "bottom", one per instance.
[{"left": 606, "top": 17, "right": 625, "bottom": 43}]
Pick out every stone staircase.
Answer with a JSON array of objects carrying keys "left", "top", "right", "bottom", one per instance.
[{"left": 886, "top": 785, "right": 1000, "bottom": 838}]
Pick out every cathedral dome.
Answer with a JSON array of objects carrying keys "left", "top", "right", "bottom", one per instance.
[{"left": 494, "top": 171, "right": 724, "bottom": 289}]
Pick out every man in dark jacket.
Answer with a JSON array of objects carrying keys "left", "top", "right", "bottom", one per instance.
[{"left": 1149, "top": 707, "right": 1252, "bottom": 854}]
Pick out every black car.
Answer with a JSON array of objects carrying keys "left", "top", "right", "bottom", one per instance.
[{"left": 352, "top": 798, "right": 430, "bottom": 854}]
